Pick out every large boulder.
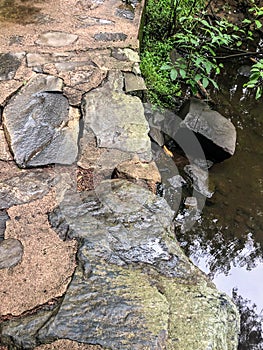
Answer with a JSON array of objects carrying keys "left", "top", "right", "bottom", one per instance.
[
  {"left": 178, "top": 98, "right": 237, "bottom": 162},
  {"left": 3, "top": 74, "right": 79, "bottom": 168},
  {"left": 1, "top": 180, "right": 240, "bottom": 350}
]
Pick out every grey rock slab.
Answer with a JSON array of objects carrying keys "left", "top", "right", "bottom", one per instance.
[
  {"left": 94, "top": 32, "right": 127, "bottom": 42},
  {"left": 1, "top": 180, "right": 240, "bottom": 349},
  {"left": 111, "top": 48, "right": 140, "bottom": 63},
  {"left": 35, "top": 32, "right": 78, "bottom": 47},
  {"left": 1, "top": 308, "right": 56, "bottom": 349},
  {"left": 179, "top": 98, "right": 237, "bottom": 161},
  {"left": 0, "top": 238, "right": 23, "bottom": 269},
  {"left": 81, "top": 71, "right": 152, "bottom": 162},
  {"left": 0, "top": 53, "right": 23, "bottom": 81},
  {"left": 3, "top": 74, "right": 79, "bottom": 167},
  {"left": 0, "top": 170, "right": 54, "bottom": 209},
  {"left": 124, "top": 73, "right": 147, "bottom": 93},
  {"left": 115, "top": 8, "right": 135, "bottom": 20},
  {"left": 41, "top": 180, "right": 239, "bottom": 349},
  {"left": 0, "top": 209, "right": 9, "bottom": 241},
  {"left": 76, "top": 15, "right": 114, "bottom": 26}
]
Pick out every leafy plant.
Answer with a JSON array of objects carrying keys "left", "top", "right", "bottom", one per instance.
[
  {"left": 244, "top": 59, "right": 263, "bottom": 99},
  {"left": 140, "top": 0, "right": 263, "bottom": 106}
]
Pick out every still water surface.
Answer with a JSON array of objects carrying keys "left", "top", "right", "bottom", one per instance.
[{"left": 167, "top": 61, "right": 263, "bottom": 348}]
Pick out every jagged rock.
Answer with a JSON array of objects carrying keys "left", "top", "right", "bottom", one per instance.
[
  {"left": 111, "top": 48, "right": 140, "bottom": 62},
  {"left": 35, "top": 32, "right": 78, "bottom": 47},
  {"left": 36, "top": 340, "right": 104, "bottom": 349},
  {"left": 124, "top": 72, "right": 147, "bottom": 93},
  {"left": 0, "top": 238, "right": 23, "bottom": 269},
  {"left": 0, "top": 171, "right": 53, "bottom": 209},
  {"left": 94, "top": 32, "right": 127, "bottom": 42},
  {"left": 115, "top": 7, "right": 135, "bottom": 20},
  {"left": 113, "top": 156, "right": 161, "bottom": 193},
  {"left": 184, "top": 197, "right": 198, "bottom": 210},
  {"left": 184, "top": 164, "right": 214, "bottom": 198},
  {"left": 39, "top": 180, "right": 238, "bottom": 350},
  {"left": 167, "top": 175, "right": 186, "bottom": 189},
  {"left": 0, "top": 53, "right": 23, "bottom": 81},
  {"left": 0, "top": 129, "right": 13, "bottom": 161},
  {"left": 0, "top": 210, "right": 9, "bottom": 241},
  {"left": 76, "top": 15, "right": 114, "bottom": 26},
  {"left": 0, "top": 180, "right": 239, "bottom": 349},
  {"left": 81, "top": 71, "right": 152, "bottom": 162},
  {"left": 179, "top": 98, "right": 237, "bottom": 162},
  {"left": 3, "top": 74, "right": 79, "bottom": 167}
]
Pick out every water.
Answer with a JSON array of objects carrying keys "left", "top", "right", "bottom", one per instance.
[{"left": 174, "top": 61, "right": 263, "bottom": 348}]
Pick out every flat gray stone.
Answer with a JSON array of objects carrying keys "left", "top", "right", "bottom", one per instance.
[
  {"left": 3, "top": 74, "right": 79, "bottom": 167},
  {"left": 0, "top": 171, "right": 53, "bottom": 209},
  {"left": 35, "top": 32, "right": 78, "bottom": 47},
  {"left": 81, "top": 71, "right": 152, "bottom": 162},
  {"left": 0, "top": 238, "right": 23, "bottom": 269},
  {"left": 124, "top": 73, "right": 147, "bottom": 93},
  {"left": 94, "top": 32, "right": 127, "bottom": 42}
]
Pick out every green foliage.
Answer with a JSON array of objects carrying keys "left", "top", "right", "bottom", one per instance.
[
  {"left": 140, "top": 44, "right": 181, "bottom": 107},
  {"left": 140, "top": 0, "right": 263, "bottom": 106},
  {"left": 244, "top": 59, "right": 263, "bottom": 99}
]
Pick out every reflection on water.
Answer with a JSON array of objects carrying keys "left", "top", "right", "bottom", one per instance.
[{"left": 174, "top": 61, "right": 263, "bottom": 349}]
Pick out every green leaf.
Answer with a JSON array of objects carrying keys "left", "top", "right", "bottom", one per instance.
[
  {"left": 242, "top": 19, "right": 252, "bottom": 24},
  {"left": 179, "top": 69, "right": 187, "bottom": 79},
  {"left": 255, "top": 20, "right": 262, "bottom": 29},
  {"left": 202, "top": 77, "right": 209, "bottom": 88},
  {"left": 170, "top": 68, "right": 178, "bottom": 81},
  {"left": 160, "top": 64, "right": 172, "bottom": 70},
  {"left": 256, "top": 86, "right": 262, "bottom": 99},
  {"left": 194, "top": 74, "right": 202, "bottom": 82}
]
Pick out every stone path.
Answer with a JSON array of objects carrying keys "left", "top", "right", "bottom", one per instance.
[{"left": 0, "top": 1, "right": 240, "bottom": 349}]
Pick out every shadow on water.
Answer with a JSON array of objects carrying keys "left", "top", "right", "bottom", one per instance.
[
  {"left": 173, "top": 60, "right": 263, "bottom": 349},
  {"left": 0, "top": 0, "right": 45, "bottom": 24}
]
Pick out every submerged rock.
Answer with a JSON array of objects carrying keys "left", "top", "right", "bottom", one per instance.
[
  {"left": 3, "top": 74, "right": 79, "bottom": 167},
  {"left": 0, "top": 238, "right": 23, "bottom": 269},
  {"left": 179, "top": 98, "right": 237, "bottom": 162},
  {"left": 184, "top": 164, "right": 214, "bottom": 198}
]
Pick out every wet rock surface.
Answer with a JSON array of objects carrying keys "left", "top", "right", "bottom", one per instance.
[
  {"left": 179, "top": 98, "right": 237, "bottom": 162},
  {"left": 3, "top": 74, "right": 79, "bottom": 167},
  {"left": 81, "top": 71, "right": 152, "bottom": 162},
  {"left": 2, "top": 180, "right": 240, "bottom": 349},
  {"left": 0, "top": 0, "right": 240, "bottom": 349}
]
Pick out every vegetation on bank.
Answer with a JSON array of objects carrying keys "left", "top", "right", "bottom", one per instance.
[{"left": 140, "top": 0, "right": 263, "bottom": 107}]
